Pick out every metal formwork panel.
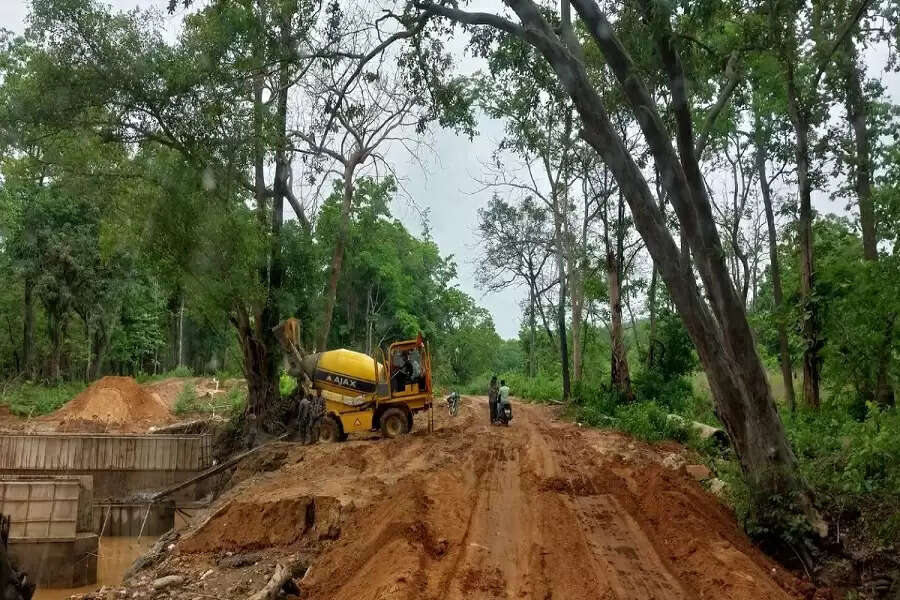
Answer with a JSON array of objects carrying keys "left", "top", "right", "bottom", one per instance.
[
  {"left": 0, "top": 480, "right": 79, "bottom": 540},
  {"left": 0, "top": 434, "right": 212, "bottom": 471}
]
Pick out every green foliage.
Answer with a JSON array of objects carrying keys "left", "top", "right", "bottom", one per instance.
[
  {"left": 644, "top": 310, "right": 698, "bottom": 380},
  {"left": 0, "top": 381, "right": 86, "bottom": 416},
  {"left": 173, "top": 382, "right": 198, "bottom": 414},
  {"left": 279, "top": 372, "right": 297, "bottom": 398},
  {"left": 631, "top": 371, "right": 694, "bottom": 414},
  {"left": 172, "top": 382, "right": 246, "bottom": 417},
  {"left": 171, "top": 365, "right": 193, "bottom": 378}
]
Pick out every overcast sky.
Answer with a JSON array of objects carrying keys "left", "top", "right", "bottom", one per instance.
[{"left": 2, "top": 1, "right": 898, "bottom": 339}]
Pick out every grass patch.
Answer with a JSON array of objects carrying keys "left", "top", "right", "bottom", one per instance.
[
  {"left": 174, "top": 383, "right": 247, "bottom": 417},
  {"left": 137, "top": 365, "right": 194, "bottom": 383},
  {"left": 457, "top": 372, "right": 563, "bottom": 403},
  {"left": 0, "top": 381, "right": 86, "bottom": 416}
]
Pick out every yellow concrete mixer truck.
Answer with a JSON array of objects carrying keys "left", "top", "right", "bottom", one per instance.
[{"left": 273, "top": 318, "right": 433, "bottom": 442}]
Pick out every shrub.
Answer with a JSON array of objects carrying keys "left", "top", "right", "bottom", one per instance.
[
  {"left": 615, "top": 401, "right": 691, "bottom": 442},
  {"left": 173, "top": 383, "right": 198, "bottom": 414},
  {"left": 631, "top": 370, "right": 693, "bottom": 413},
  {"left": 171, "top": 365, "right": 193, "bottom": 378},
  {"left": 224, "top": 386, "right": 247, "bottom": 418},
  {"left": 0, "top": 381, "right": 86, "bottom": 416}
]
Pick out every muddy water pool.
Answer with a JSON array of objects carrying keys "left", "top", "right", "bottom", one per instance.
[{"left": 33, "top": 537, "right": 157, "bottom": 600}]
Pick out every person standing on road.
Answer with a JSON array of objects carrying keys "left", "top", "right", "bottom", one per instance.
[
  {"left": 488, "top": 375, "right": 499, "bottom": 425},
  {"left": 297, "top": 392, "right": 312, "bottom": 444}
]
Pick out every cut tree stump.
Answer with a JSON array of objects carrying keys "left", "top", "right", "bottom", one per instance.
[{"left": 247, "top": 555, "right": 303, "bottom": 600}]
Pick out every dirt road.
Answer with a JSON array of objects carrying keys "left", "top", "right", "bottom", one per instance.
[{"left": 172, "top": 396, "right": 810, "bottom": 600}]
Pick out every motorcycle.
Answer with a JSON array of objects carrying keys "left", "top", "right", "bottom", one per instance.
[
  {"left": 446, "top": 391, "right": 460, "bottom": 417},
  {"left": 496, "top": 400, "right": 512, "bottom": 426}
]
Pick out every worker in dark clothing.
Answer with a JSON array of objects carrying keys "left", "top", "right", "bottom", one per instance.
[
  {"left": 488, "top": 375, "right": 499, "bottom": 425},
  {"left": 309, "top": 389, "right": 325, "bottom": 443},
  {"left": 297, "top": 393, "right": 312, "bottom": 444}
]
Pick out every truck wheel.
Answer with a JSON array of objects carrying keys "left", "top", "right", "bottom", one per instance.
[
  {"left": 319, "top": 416, "right": 342, "bottom": 443},
  {"left": 381, "top": 408, "right": 409, "bottom": 438}
]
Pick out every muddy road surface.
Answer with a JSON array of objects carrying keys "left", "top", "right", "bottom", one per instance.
[{"left": 132, "top": 396, "right": 812, "bottom": 600}]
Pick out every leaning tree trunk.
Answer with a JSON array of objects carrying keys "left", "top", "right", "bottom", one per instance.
[
  {"left": 497, "top": 0, "right": 807, "bottom": 507},
  {"left": 755, "top": 119, "right": 796, "bottom": 412}
]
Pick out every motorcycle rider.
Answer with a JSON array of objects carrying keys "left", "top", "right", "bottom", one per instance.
[
  {"left": 498, "top": 379, "right": 512, "bottom": 423},
  {"left": 488, "top": 375, "right": 499, "bottom": 424}
]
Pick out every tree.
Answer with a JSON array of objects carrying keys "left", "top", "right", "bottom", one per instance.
[
  {"left": 477, "top": 195, "right": 555, "bottom": 377},
  {"left": 412, "top": 0, "right": 811, "bottom": 516},
  {"left": 293, "top": 54, "right": 433, "bottom": 351},
  {"left": 474, "top": 32, "right": 581, "bottom": 400},
  {"left": 752, "top": 102, "right": 797, "bottom": 411}
]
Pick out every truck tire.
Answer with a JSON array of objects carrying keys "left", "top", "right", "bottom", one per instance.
[
  {"left": 318, "top": 415, "right": 342, "bottom": 443},
  {"left": 380, "top": 408, "right": 409, "bottom": 438}
]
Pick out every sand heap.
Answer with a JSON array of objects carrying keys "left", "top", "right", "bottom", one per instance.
[{"left": 54, "top": 376, "right": 174, "bottom": 433}]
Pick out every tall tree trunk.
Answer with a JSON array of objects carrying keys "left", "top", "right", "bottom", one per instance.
[
  {"left": 755, "top": 117, "right": 796, "bottom": 412},
  {"left": 234, "top": 6, "right": 285, "bottom": 424},
  {"left": 647, "top": 265, "right": 658, "bottom": 366},
  {"left": 551, "top": 188, "right": 571, "bottom": 401},
  {"left": 785, "top": 67, "right": 822, "bottom": 408},
  {"left": 529, "top": 286, "right": 536, "bottom": 377},
  {"left": 843, "top": 42, "right": 876, "bottom": 261},
  {"left": 318, "top": 161, "right": 357, "bottom": 351},
  {"left": 47, "top": 312, "right": 64, "bottom": 383},
  {"left": 177, "top": 296, "right": 185, "bottom": 368},
  {"left": 843, "top": 41, "right": 892, "bottom": 405},
  {"left": 607, "top": 250, "right": 634, "bottom": 400},
  {"left": 647, "top": 182, "right": 665, "bottom": 368},
  {"left": 22, "top": 277, "right": 33, "bottom": 378},
  {"left": 555, "top": 256, "right": 571, "bottom": 401},
  {"left": 570, "top": 261, "right": 584, "bottom": 383}
]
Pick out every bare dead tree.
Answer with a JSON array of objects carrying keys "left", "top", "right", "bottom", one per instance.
[
  {"left": 291, "top": 18, "right": 434, "bottom": 350},
  {"left": 476, "top": 194, "right": 558, "bottom": 374}
]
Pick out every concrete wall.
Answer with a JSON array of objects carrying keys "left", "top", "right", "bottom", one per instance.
[
  {"left": 0, "top": 434, "right": 212, "bottom": 471},
  {"left": 0, "top": 433, "right": 216, "bottom": 503},
  {"left": 9, "top": 533, "right": 99, "bottom": 587}
]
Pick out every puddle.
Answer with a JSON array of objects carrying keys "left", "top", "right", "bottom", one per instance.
[{"left": 33, "top": 537, "right": 157, "bottom": 600}]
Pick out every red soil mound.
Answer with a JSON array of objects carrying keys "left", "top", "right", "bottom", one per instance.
[
  {"left": 54, "top": 376, "right": 174, "bottom": 433},
  {"left": 179, "top": 495, "right": 342, "bottom": 553}
]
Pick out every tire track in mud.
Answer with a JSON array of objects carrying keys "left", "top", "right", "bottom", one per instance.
[
  {"left": 520, "top": 404, "right": 689, "bottom": 600},
  {"left": 295, "top": 396, "right": 804, "bottom": 600}
]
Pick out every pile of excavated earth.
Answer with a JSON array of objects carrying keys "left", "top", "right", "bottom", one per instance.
[
  {"left": 72, "top": 396, "right": 828, "bottom": 600},
  {"left": 0, "top": 376, "right": 242, "bottom": 434},
  {"left": 54, "top": 376, "right": 174, "bottom": 433}
]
